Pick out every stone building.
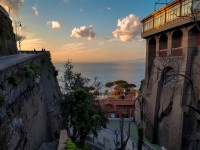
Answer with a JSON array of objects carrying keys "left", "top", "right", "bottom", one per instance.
[
  {"left": 141, "top": 0, "right": 200, "bottom": 149},
  {"left": 98, "top": 99, "right": 134, "bottom": 118},
  {"left": 0, "top": 5, "right": 17, "bottom": 55}
]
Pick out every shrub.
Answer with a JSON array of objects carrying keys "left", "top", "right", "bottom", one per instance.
[
  {"left": 64, "top": 138, "right": 78, "bottom": 150},
  {"left": 8, "top": 76, "right": 21, "bottom": 86},
  {"left": 24, "top": 63, "right": 41, "bottom": 77}
]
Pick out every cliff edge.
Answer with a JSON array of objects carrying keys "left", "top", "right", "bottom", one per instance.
[{"left": 0, "top": 52, "right": 62, "bottom": 150}]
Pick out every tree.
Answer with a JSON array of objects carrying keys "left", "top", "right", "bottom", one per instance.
[
  {"left": 60, "top": 60, "right": 107, "bottom": 148},
  {"left": 114, "top": 118, "right": 131, "bottom": 150},
  {"left": 64, "top": 138, "right": 78, "bottom": 150},
  {"left": 15, "top": 34, "right": 26, "bottom": 52},
  {"left": 104, "top": 80, "right": 136, "bottom": 98}
]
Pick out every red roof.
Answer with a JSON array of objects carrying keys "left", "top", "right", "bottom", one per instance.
[{"left": 98, "top": 100, "right": 134, "bottom": 106}]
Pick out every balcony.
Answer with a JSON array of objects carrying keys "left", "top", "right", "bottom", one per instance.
[{"left": 141, "top": 0, "right": 200, "bottom": 38}]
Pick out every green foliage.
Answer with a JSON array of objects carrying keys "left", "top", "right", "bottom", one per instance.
[
  {"left": 64, "top": 138, "right": 78, "bottom": 150},
  {"left": 137, "top": 126, "right": 144, "bottom": 150},
  {"left": 113, "top": 80, "right": 128, "bottom": 85},
  {"left": 105, "top": 82, "right": 113, "bottom": 88},
  {"left": 8, "top": 76, "right": 21, "bottom": 86},
  {"left": 24, "top": 63, "right": 41, "bottom": 77},
  {"left": 0, "top": 91, "right": 5, "bottom": 107},
  {"left": 61, "top": 60, "right": 107, "bottom": 148}
]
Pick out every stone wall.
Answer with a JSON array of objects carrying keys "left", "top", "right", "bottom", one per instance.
[
  {"left": 0, "top": 52, "right": 62, "bottom": 150},
  {"left": 0, "top": 5, "right": 17, "bottom": 55}
]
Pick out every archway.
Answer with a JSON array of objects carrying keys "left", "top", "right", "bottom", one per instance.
[
  {"left": 172, "top": 30, "right": 183, "bottom": 48},
  {"left": 171, "top": 30, "right": 183, "bottom": 56},
  {"left": 159, "top": 34, "right": 168, "bottom": 50}
]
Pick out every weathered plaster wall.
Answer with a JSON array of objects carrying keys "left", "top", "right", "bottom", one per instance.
[
  {"left": 144, "top": 24, "right": 198, "bottom": 150},
  {"left": 0, "top": 52, "right": 62, "bottom": 150}
]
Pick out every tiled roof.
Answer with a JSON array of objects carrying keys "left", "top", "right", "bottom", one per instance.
[{"left": 98, "top": 100, "right": 134, "bottom": 106}]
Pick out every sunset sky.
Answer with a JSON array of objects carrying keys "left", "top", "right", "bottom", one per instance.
[{"left": 0, "top": 0, "right": 162, "bottom": 62}]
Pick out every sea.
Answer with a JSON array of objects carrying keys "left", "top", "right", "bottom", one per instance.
[{"left": 53, "top": 61, "right": 145, "bottom": 92}]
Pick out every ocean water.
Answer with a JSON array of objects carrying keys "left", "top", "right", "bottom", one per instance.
[{"left": 53, "top": 61, "right": 145, "bottom": 91}]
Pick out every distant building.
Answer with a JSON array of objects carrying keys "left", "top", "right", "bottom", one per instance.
[
  {"left": 98, "top": 99, "right": 134, "bottom": 118},
  {"left": 0, "top": 5, "right": 17, "bottom": 56},
  {"left": 141, "top": 0, "right": 200, "bottom": 149}
]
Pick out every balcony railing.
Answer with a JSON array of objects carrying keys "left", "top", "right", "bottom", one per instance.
[{"left": 141, "top": 0, "right": 200, "bottom": 37}]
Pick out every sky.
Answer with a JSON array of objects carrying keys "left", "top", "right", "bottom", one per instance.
[{"left": 0, "top": 0, "right": 164, "bottom": 62}]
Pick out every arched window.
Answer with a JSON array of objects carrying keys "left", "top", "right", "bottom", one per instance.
[
  {"left": 148, "top": 37, "right": 156, "bottom": 53},
  {"left": 189, "top": 26, "right": 200, "bottom": 47},
  {"left": 172, "top": 30, "right": 183, "bottom": 48},
  {"left": 159, "top": 34, "right": 168, "bottom": 50}
]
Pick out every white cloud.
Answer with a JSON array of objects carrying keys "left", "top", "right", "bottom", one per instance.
[
  {"left": 47, "top": 21, "right": 61, "bottom": 29},
  {"left": 112, "top": 14, "right": 141, "bottom": 42},
  {"left": 71, "top": 25, "right": 95, "bottom": 40},
  {"left": 32, "top": 5, "right": 39, "bottom": 16},
  {"left": 107, "top": 7, "right": 111, "bottom": 10}
]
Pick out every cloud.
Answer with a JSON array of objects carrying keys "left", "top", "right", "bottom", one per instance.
[
  {"left": 63, "top": 0, "right": 70, "bottom": 3},
  {"left": 47, "top": 21, "right": 61, "bottom": 29},
  {"left": 112, "top": 14, "right": 141, "bottom": 42},
  {"left": 71, "top": 25, "right": 95, "bottom": 40},
  {"left": 0, "top": 0, "right": 24, "bottom": 16},
  {"left": 107, "top": 7, "right": 111, "bottom": 10},
  {"left": 32, "top": 5, "right": 39, "bottom": 16},
  {"left": 59, "top": 42, "right": 99, "bottom": 54}
]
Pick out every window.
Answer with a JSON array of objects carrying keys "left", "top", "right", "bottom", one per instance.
[
  {"left": 154, "top": 11, "right": 165, "bottom": 28},
  {"left": 144, "top": 18, "right": 153, "bottom": 31},
  {"left": 182, "top": 0, "right": 192, "bottom": 16},
  {"left": 166, "top": 4, "right": 180, "bottom": 22},
  {"left": 159, "top": 34, "right": 168, "bottom": 50},
  {"left": 172, "top": 30, "right": 183, "bottom": 48},
  {"left": 148, "top": 37, "right": 156, "bottom": 53}
]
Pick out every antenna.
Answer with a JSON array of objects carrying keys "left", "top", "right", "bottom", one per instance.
[{"left": 154, "top": 0, "right": 172, "bottom": 11}]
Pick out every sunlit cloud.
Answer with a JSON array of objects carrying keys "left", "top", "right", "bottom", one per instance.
[
  {"left": 71, "top": 25, "right": 95, "bottom": 40},
  {"left": 112, "top": 14, "right": 141, "bottom": 42},
  {"left": 32, "top": 5, "right": 39, "bottom": 16},
  {"left": 47, "top": 21, "right": 61, "bottom": 29},
  {"left": 18, "top": 31, "right": 46, "bottom": 50},
  {"left": 0, "top": 0, "right": 24, "bottom": 16},
  {"left": 60, "top": 42, "right": 99, "bottom": 53},
  {"left": 61, "top": 42, "right": 85, "bottom": 50}
]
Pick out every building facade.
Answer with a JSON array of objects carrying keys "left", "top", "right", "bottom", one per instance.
[
  {"left": 98, "top": 100, "right": 134, "bottom": 118},
  {"left": 141, "top": 0, "right": 200, "bottom": 149},
  {"left": 0, "top": 5, "right": 17, "bottom": 55}
]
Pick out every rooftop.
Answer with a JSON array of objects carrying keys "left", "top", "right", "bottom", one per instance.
[{"left": 141, "top": 0, "right": 200, "bottom": 38}]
